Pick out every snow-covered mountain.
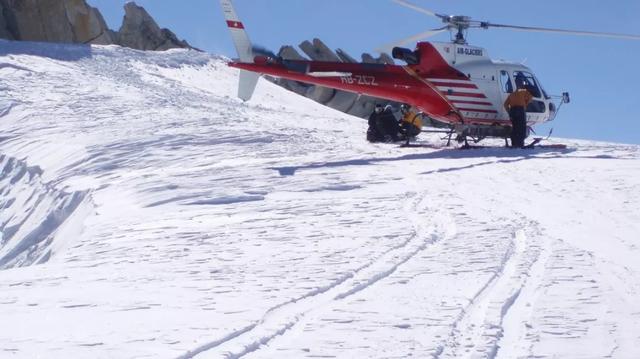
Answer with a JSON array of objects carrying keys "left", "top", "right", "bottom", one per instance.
[{"left": 1, "top": 40, "right": 639, "bottom": 359}]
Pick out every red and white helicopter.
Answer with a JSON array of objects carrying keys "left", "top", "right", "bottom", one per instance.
[{"left": 221, "top": 0, "right": 640, "bottom": 145}]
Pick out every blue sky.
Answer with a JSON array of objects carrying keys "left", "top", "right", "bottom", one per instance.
[{"left": 88, "top": 0, "right": 640, "bottom": 144}]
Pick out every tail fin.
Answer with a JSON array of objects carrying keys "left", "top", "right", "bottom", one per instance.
[{"left": 220, "top": 0, "right": 260, "bottom": 101}]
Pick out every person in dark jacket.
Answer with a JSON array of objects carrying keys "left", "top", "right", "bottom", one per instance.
[
  {"left": 504, "top": 76, "right": 533, "bottom": 148},
  {"left": 378, "top": 105, "right": 401, "bottom": 142},
  {"left": 367, "top": 104, "right": 402, "bottom": 142},
  {"left": 367, "top": 104, "right": 385, "bottom": 142}
]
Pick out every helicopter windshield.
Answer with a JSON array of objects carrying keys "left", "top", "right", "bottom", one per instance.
[
  {"left": 511, "top": 70, "right": 550, "bottom": 113},
  {"left": 513, "top": 71, "right": 542, "bottom": 98}
]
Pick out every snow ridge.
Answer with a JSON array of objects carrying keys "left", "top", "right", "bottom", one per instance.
[{"left": 0, "top": 154, "right": 90, "bottom": 269}]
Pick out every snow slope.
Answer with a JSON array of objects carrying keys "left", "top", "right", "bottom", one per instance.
[{"left": 1, "top": 40, "right": 639, "bottom": 359}]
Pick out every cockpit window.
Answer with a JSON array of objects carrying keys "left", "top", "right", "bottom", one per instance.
[
  {"left": 513, "top": 71, "right": 542, "bottom": 98},
  {"left": 500, "top": 70, "right": 513, "bottom": 93}
]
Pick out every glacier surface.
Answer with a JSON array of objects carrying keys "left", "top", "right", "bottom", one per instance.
[{"left": 1, "top": 40, "right": 639, "bottom": 358}]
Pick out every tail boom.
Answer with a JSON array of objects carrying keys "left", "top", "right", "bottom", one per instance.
[{"left": 230, "top": 58, "right": 461, "bottom": 124}]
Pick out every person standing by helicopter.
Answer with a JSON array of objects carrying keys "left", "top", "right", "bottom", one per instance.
[{"left": 504, "top": 75, "right": 533, "bottom": 148}]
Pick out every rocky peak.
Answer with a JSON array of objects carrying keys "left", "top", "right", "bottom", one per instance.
[
  {"left": 0, "top": 0, "right": 113, "bottom": 44},
  {"left": 117, "top": 2, "right": 190, "bottom": 51},
  {"left": 64, "top": 0, "right": 114, "bottom": 44},
  {"left": 0, "top": 0, "right": 191, "bottom": 51}
]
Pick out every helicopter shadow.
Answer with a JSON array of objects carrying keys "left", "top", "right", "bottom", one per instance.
[{"left": 271, "top": 146, "right": 617, "bottom": 177}]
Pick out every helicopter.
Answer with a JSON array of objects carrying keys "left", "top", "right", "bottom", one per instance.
[{"left": 220, "top": 0, "right": 640, "bottom": 146}]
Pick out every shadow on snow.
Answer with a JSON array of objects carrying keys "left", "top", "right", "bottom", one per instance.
[{"left": 270, "top": 146, "right": 627, "bottom": 176}]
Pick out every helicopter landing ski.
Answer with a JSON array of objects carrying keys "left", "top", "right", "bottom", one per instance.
[{"left": 397, "top": 138, "right": 568, "bottom": 150}]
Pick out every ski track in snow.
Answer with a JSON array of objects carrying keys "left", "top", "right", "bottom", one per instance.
[
  {"left": 435, "top": 221, "right": 544, "bottom": 359},
  {"left": 184, "top": 192, "right": 449, "bottom": 359},
  {"left": 1, "top": 40, "right": 640, "bottom": 359}
]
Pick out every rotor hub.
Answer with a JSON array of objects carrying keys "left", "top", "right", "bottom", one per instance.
[
  {"left": 447, "top": 15, "right": 472, "bottom": 27},
  {"left": 443, "top": 16, "right": 473, "bottom": 44}
]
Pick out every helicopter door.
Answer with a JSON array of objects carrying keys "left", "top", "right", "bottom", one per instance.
[
  {"left": 497, "top": 70, "right": 514, "bottom": 119},
  {"left": 500, "top": 70, "right": 514, "bottom": 94}
]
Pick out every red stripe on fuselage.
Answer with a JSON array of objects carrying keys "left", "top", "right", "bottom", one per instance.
[
  {"left": 431, "top": 81, "right": 478, "bottom": 89},
  {"left": 451, "top": 100, "right": 494, "bottom": 106},
  {"left": 457, "top": 108, "right": 498, "bottom": 114},
  {"left": 446, "top": 92, "right": 487, "bottom": 98},
  {"left": 226, "top": 21, "right": 245, "bottom": 29}
]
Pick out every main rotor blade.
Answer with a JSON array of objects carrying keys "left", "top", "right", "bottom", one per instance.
[
  {"left": 391, "top": 0, "right": 446, "bottom": 19},
  {"left": 488, "top": 23, "right": 640, "bottom": 40},
  {"left": 375, "top": 27, "right": 448, "bottom": 54}
]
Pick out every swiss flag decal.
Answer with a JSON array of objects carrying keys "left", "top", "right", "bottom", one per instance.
[{"left": 226, "top": 21, "right": 245, "bottom": 29}]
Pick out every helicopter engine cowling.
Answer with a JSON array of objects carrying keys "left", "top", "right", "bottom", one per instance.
[{"left": 392, "top": 47, "right": 419, "bottom": 65}]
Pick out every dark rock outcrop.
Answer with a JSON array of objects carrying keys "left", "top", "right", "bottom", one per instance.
[
  {"left": 299, "top": 39, "right": 341, "bottom": 62},
  {"left": 0, "top": 0, "right": 190, "bottom": 51},
  {"left": 116, "top": 2, "right": 190, "bottom": 51},
  {"left": 0, "top": 1, "right": 12, "bottom": 40},
  {"left": 362, "top": 52, "right": 395, "bottom": 65},
  {"left": 269, "top": 46, "right": 312, "bottom": 95},
  {"left": 65, "top": 0, "right": 114, "bottom": 44},
  {"left": 278, "top": 46, "right": 306, "bottom": 61},
  {"left": 336, "top": 49, "right": 357, "bottom": 63},
  {"left": 0, "top": 0, "right": 113, "bottom": 44}
]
